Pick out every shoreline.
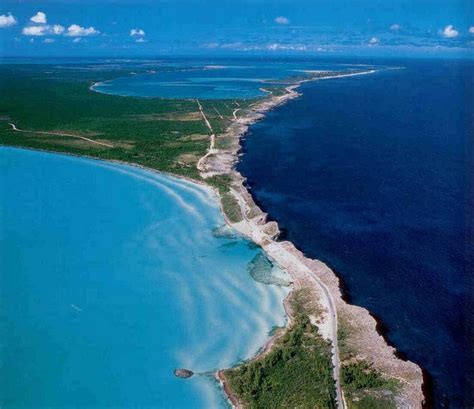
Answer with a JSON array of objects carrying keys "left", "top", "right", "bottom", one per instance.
[
  {"left": 251, "top": 199, "right": 433, "bottom": 399},
  {"left": 205, "top": 78, "right": 344, "bottom": 408},
  {"left": 1, "top": 67, "right": 425, "bottom": 408},
  {"left": 0, "top": 144, "right": 292, "bottom": 409},
  {"left": 198, "top": 69, "right": 425, "bottom": 408}
]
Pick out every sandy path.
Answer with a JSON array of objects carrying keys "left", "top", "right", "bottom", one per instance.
[
  {"left": 195, "top": 100, "right": 216, "bottom": 173},
  {"left": 213, "top": 107, "right": 224, "bottom": 120},
  {"left": 8, "top": 122, "right": 114, "bottom": 148}
]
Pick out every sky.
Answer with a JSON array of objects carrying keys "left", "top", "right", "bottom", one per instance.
[{"left": 0, "top": 0, "right": 473, "bottom": 58}]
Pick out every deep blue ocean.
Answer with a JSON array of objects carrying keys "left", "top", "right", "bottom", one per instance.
[{"left": 238, "top": 58, "right": 473, "bottom": 407}]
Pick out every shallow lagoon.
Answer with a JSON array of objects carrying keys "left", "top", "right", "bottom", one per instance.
[
  {"left": 91, "top": 60, "right": 373, "bottom": 99},
  {"left": 0, "top": 147, "right": 289, "bottom": 408}
]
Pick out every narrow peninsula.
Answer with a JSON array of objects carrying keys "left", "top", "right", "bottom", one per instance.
[{"left": 0, "top": 63, "right": 425, "bottom": 408}]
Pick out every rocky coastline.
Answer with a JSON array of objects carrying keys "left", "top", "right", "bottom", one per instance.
[{"left": 198, "top": 71, "right": 425, "bottom": 408}]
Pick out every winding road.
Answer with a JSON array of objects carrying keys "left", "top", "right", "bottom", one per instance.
[
  {"left": 232, "top": 108, "right": 241, "bottom": 120},
  {"left": 7, "top": 122, "right": 114, "bottom": 148}
]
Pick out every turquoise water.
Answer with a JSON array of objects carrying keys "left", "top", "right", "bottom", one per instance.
[
  {"left": 0, "top": 147, "right": 290, "bottom": 408},
  {"left": 90, "top": 60, "right": 373, "bottom": 99}
]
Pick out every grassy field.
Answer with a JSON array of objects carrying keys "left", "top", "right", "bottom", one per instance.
[{"left": 0, "top": 63, "right": 254, "bottom": 180}]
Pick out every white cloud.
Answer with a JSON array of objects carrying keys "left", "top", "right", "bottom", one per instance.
[
  {"left": 266, "top": 43, "right": 306, "bottom": 51},
  {"left": 22, "top": 25, "right": 47, "bottom": 36},
  {"left": 31, "top": 12, "right": 47, "bottom": 24},
  {"left": 201, "top": 41, "right": 323, "bottom": 52},
  {"left": 43, "top": 38, "right": 55, "bottom": 43},
  {"left": 469, "top": 27, "right": 474, "bottom": 35},
  {"left": 369, "top": 37, "right": 380, "bottom": 45},
  {"left": 274, "top": 16, "right": 289, "bottom": 25},
  {"left": 22, "top": 24, "right": 64, "bottom": 36},
  {"left": 390, "top": 23, "right": 401, "bottom": 31},
  {"left": 0, "top": 13, "right": 17, "bottom": 28},
  {"left": 65, "top": 24, "right": 99, "bottom": 37},
  {"left": 73, "top": 37, "right": 81, "bottom": 43},
  {"left": 130, "top": 28, "right": 145, "bottom": 37},
  {"left": 135, "top": 37, "right": 146, "bottom": 43},
  {"left": 52, "top": 24, "right": 64, "bottom": 34},
  {"left": 442, "top": 25, "right": 459, "bottom": 38}
]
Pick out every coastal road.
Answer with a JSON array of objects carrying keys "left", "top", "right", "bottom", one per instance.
[
  {"left": 228, "top": 187, "right": 346, "bottom": 409},
  {"left": 303, "top": 261, "right": 345, "bottom": 408},
  {"left": 198, "top": 75, "right": 371, "bottom": 408},
  {"left": 7, "top": 122, "right": 114, "bottom": 148},
  {"left": 196, "top": 69, "right": 383, "bottom": 409},
  {"left": 265, "top": 236, "right": 346, "bottom": 408}
]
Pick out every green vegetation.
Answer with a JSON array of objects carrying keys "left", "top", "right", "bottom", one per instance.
[
  {"left": 0, "top": 64, "right": 242, "bottom": 180},
  {"left": 199, "top": 99, "right": 255, "bottom": 135},
  {"left": 337, "top": 320, "right": 354, "bottom": 362},
  {"left": 337, "top": 319, "right": 399, "bottom": 408},
  {"left": 341, "top": 361, "right": 398, "bottom": 409},
  {"left": 346, "top": 394, "right": 396, "bottom": 409},
  {"left": 220, "top": 192, "right": 243, "bottom": 223},
  {"left": 290, "top": 287, "right": 324, "bottom": 317},
  {"left": 206, "top": 174, "right": 235, "bottom": 195},
  {"left": 342, "top": 361, "right": 389, "bottom": 390},
  {"left": 224, "top": 290, "right": 336, "bottom": 408},
  {"left": 206, "top": 174, "right": 244, "bottom": 222},
  {"left": 0, "top": 65, "right": 267, "bottom": 225}
]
